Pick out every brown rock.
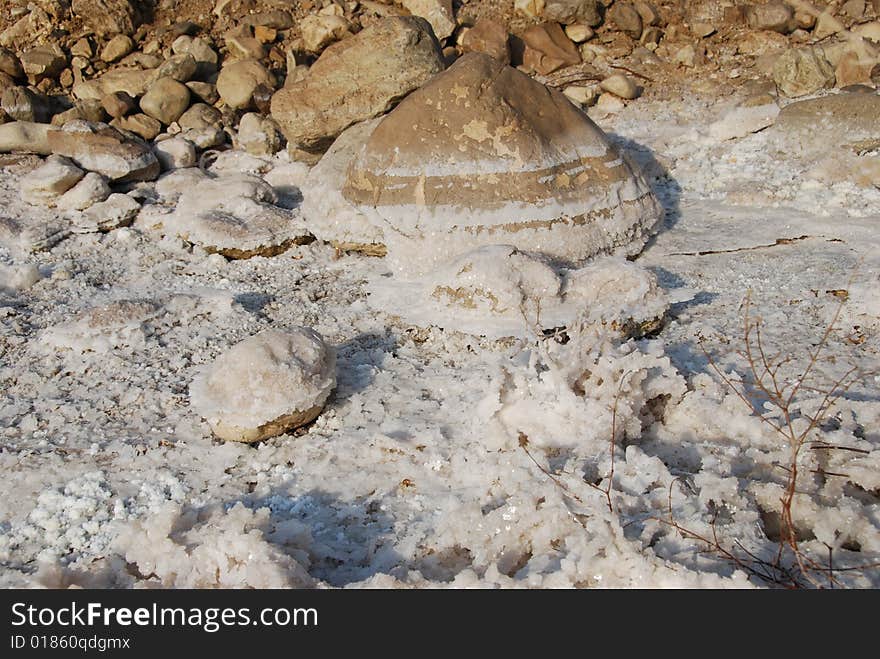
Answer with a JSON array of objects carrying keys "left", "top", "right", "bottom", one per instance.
[
  {"left": 112, "top": 113, "right": 162, "bottom": 141},
  {"left": 71, "top": 0, "right": 140, "bottom": 37},
  {"left": 0, "top": 48, "right": 23, "bottom": 79},
  {"left": 608, "top": 3, "right": 644, "bottom": 39},
  {"left": 339, "top": 53, "right": 662, "bottom": 276},
  {"left": 460, "top": 19, "right": 510, "bottom": 63},
  {"left": 140, "top": 77, "right": 191, "bottom": 125},
  {"left": 20, "top": 46, "right": 67, "bottom": 84},
  {"left": 100, "top": 35, "right": 135, "bottom": 63},
  {"left": 1, "top": 87, "right": 52, "bottom": 123},
  {"left": 72, "top": 68, "right": 156, "bottom": 101},
  {"left": 157, "top": 54, "right": 198, "bottom": 82},
  {"left": 541, "top": 0, "right": 604, "bottom": 27},
  {"left": 101, "top": 91, "right": 137, "bottom": 119},
  {"left": 47, "top": 121, "right": 160, "bottom": 181},
  {"left": 186, "top": 82, "right": 219, "bottom": 105},
  {"left": 772, "top": 46, "right": 836, "bottom": 97},
  {"left": 399, "top": 0, "right": 456, "bottom": 40},
  {"left": 270, "top": 17, "right": 444, "bottom": 153},
  {"left": 522, "top": 23, "right": 581, "bottom": 75},
  {"left": 216, "top": 59, "right": 274, "bottom": 110},
  {"left": 746, "top": 2, "right": 796, "bottom": 34},
  {"left": 300, "top": 14, "right": 352, "bottom": 53},
  {"left": 178, "top": 103, "right": 223, "bottom": 130}
]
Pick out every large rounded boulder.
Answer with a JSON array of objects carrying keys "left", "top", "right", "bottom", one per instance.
[{"left": 315, "top": 53, "right": 662, "bottom": 276}]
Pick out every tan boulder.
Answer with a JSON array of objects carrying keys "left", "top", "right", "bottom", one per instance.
[
  {"left": 460, "top": 19, "right": 510, "bottom": 63},
  {"left": 270, "top": 17, "right": 444, "bottom": 153},
  {"left": 71, "top": 0, "right": 141, "bottom": 37},
  {"left": 47, "top": 121, "right": 159, "bottom": 182},
  {"left": 399, "top": 0, "right": 456, "bottom": 40},
  {"left": 340, "top": 53, "right": 662, "bottom": 277},
  {"left": 521, "top": 22, "right": 581, "bottom": 75}
]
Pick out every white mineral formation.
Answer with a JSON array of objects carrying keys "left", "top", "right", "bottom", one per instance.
[
  {"left": 369, "top": 246, "right": 674, "bottom": 339},
  {"left": 189, "top": 328, "right": 336, "bottom": 443}
]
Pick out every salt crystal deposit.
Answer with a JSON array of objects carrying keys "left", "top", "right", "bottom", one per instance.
[{"left": 189, "top": 328, "right": 336, "bottom": 443}]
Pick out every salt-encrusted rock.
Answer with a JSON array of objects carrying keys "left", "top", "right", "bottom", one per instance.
[
  {"left": 460, "top": 19, "right": 510, "bottom": 63},
  {"left": 112, "top": 113, "right": 163, "bottom": 140},
  {"left": 162, "top": 174, "right": 312, "bottom": 258},
  {"left": 1, "top": 87, "right": 51, "bottom": 123},
  {"left": 270, "top": 17, "right": 444, "bottom": 153},
  {"left": 708, "top": 101, "right": 780, "bottom": 141},
  {"left": 100, "top": 35, "right": 135, "bottom": 63},
  {"left": 56, "top": 172, "right": 112, "bottom": 211},
  {"left": 772, "top": 92, "right": 880, "bottom": 141},
  {"left": 21, "top": 156, "right": 85, "bottom": 204},
  {"left": 772, "top": 46, "right": 836, "bottom": 97},
  {"left": 71, "top": 0, "right": 140, "bottom": 37},
  {"left": 140, "top": 77, "right": 191, "bottom": 125},
  {"left": 341, "top": 53, "right": 662, "bottom": 277},
  {"left": 522, "top": 23, "right": 581, "bottom": 75},
  {"left": 300, "top": 14, "right": 352, "bottom": 52},
  {"left": 154, "top": 167, "right": 208, "bottom": 201},
  {"left": 608, "top": 3, "right": 644, "bottom": 39},
  {"left": 20, "top": 45, "right": 66, "bottom": 83},
  {"left": 72, "top": 68, "right": 155, "bottom": 101},
  {"left": 0, "top": 214, "right": 69, "bottom": 252},
  {"left": 541, "top": 0, "right": 603, "bottom": 26},
  {"left": 369, "top": 246, "right": 670, "bottom": 340},
  {"left": 746, "top": 2, "right": 796, "bottom": 34},
  {"left": 301, "top": 119, "right": 385, "bottom": 254},
  {"left": 40, "top": 299, "right": 161, "bottom": 353},
  {"left": 236, "top": 112, "right": 283, "bottom": 155},
  {"left": 600, "top": 74, "right": 640, "bottom": 99},
  {"left": 399, "top": 0, "right": 456, "bottom": 40},
  {"left": 47, "top": 121, "right": 160, "bottom": 182},
  {"left": 0, "top": 121, "right": 52, "bottom": 154},
  {"left": 216, "top": 59, "right": 273, "bottom": 110},
  {"left": 153, "top": 137, "right": 197, "bottom": 170},
  {"left": 190, "top": 328, "right": 336, "bottom": 443},
  {"left": 76, "top": 193, "right": 140, "bottom": 233}
]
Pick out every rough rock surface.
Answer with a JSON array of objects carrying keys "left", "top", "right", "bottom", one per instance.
[
  {"left": 189, "top": 328, "right": 336, "bottom": 443},
  {"left": 216, "top": 59, "right": 273, "bottom": 110},
  {"left": 521, "top": 22, "right": 581, "bottom": 74},
  {"left": 47, "top": 121, "right": 160, "bottom": 182},
  {"left": 460, "top": 19, "right": 510, "bottom": 63},
  {"left": 21, "top": 156, "right": 85, "bottom": 205},
  {"left": 399, "top": 0, "right": 456, "bottom": 40},
  {"left": 341, "top": 53, "right": 662, "bottom": 276},
  {"left": 270, "top": 17, "right": 445, "bottom": 153},
  {"left": 161, "top": 174, "right": 312, "bottom": 258},
  {"left": 71, "top": 0, "right": 141, "bottom": 37},
  {"left": 772, "top": 46, "right": 836, "bottom": 97},
  {"left": 0, "top": 121, "right": 53, "bottom": 154}
]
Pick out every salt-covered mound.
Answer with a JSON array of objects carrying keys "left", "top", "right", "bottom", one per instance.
[
  {"left": 337, "top": 53, "right": 662, "bottom": 276},
  {"left": 161, "top": 174, "right": 313, "bottom": 258},
  {"left": 190, "top": 328, "right": 336, "bottom": 443},
  {"left": 369, "top": 246, "right": 672, "bottom": 340},
  {"left": 40, "top": 299, "right": 163, "bottom": 353}
]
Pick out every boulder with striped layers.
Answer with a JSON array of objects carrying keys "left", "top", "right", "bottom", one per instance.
[{"left": 306, "top": 53, "right": 662, "bottom": 276}]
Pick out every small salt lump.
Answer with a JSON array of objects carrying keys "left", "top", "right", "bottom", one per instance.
[{"left": 189, "top": 328, "right": 336, "bottom": 443}]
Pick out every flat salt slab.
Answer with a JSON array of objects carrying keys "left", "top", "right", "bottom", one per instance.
[
  {"left": 0, "top": 214, "right": 69, "bottom": 253},
  {"left": 342, "top": 53, "right": 663, "bottom": 277},
  {"left": 368, "top": 245, "right": 674, "bottom": 340},
  {"left": 189, "top": 328, "right": 336, "bottom": 443},
  {"left": 40, "top": 299, "right": 163, "bottom": 353},
  {"left": 163, "top": 173, "right": 313, "bottom": 258}
]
